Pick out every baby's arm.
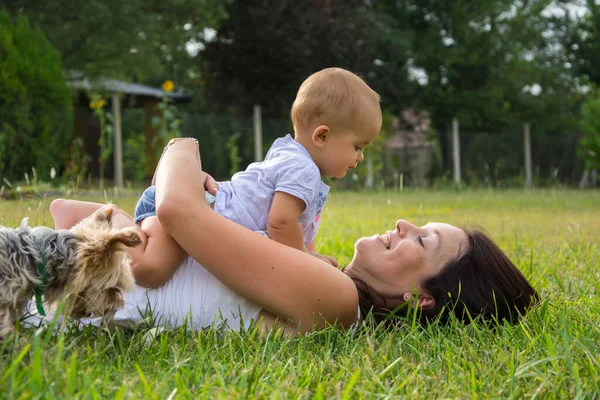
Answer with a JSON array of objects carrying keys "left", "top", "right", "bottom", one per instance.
[
  {"left": 267, "top": 192, "right": 307, "bottom": 252},
  {"left": 131, "top": 216, "right": 187, "bottom": 288},
  {"left": 267, "top": 194, "right": 338, "bottom": 266}
]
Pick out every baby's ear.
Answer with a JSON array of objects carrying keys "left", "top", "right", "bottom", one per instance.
[{"left": 312, "top": 125, "right": 330, "bottom": 148}]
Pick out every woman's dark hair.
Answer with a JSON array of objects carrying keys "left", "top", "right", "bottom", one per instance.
[{"left": 347, "top": 229, "right": 539, "bottom": 326}]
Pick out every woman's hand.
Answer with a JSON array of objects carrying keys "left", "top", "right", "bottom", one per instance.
[{"left": 152, "top": 138, "right": 218, "bottom": 195}]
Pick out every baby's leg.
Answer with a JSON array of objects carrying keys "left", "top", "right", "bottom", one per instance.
[
  {"left": 50, "top": 199, "right": 185, "bottom": 287},
  {"left": 131, "top": 216, "right": 187, "bottom": 288},
  {"left": 50, "top": 199, "right": 107, "bottom": 230}
]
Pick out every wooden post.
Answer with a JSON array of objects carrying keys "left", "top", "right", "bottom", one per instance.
[
  {"left": 452, "top": 118, "right": 461, "bottom": 184},
  {"left": 112, "top": 94, "right": 124, "bottom": 189},
  {"left": 253, "top": 105, "right": 263, "bottom": 162},
  {"left": 523, "top": 123, "right": 532, "bottom": 189}
]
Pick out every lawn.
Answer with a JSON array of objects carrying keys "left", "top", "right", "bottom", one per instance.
[{"left": 0, "top": 189, "right": 599, "bottom": 398}]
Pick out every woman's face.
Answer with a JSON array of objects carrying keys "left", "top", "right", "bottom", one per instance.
[{"left": 345, "top": 220, "right": 468, "bottom": 302}]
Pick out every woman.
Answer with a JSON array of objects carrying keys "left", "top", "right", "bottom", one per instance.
[{"left": 46, "top": 138, "right": 537, "bottom": 334}]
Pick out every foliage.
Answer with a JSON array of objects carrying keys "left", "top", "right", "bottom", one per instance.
[
  {"left": 200, "top": 0, "right": 383, "bottom": 118},
  {"left": 3, "top": 0, "right": 229, "bottom": 85},
  {"left": 152, "top": 84, "right": 182, "bottom": 144},
  {"left": 579, "top": 90, "right": 600, "bottom": 169},
  {"left": 122, "top": 131, "right": 148, "bottom": 184},
  {"left": 63, "top": 137, "right": 91, "bottom": 188},
  {"left": 0, "top": 11, "right": 72, "bottom": 183},
  {"left": 372, "top": 0, "right": 582, "bottom": 176},
  {"left": 89, "top": 94, "right": 114, "bottom": 188},
  {"left": 571, "top": 0, "right": 600, "bottom": 86},
  {"left": 1, "top": 190, "right": 599, "bottom": 397},
  {"left": 225, "top": 132, "right": 242, "bottom": 177},
  {"left": 3, "top": 0, "right": 599, "bottom": 185}
]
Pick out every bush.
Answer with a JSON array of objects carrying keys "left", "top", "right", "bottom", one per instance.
[
  {"left": 0, "top": 11, "right": 72, "bottom": 183},
  {"left": 579, "top": 90, "right": 600, "bottom": 170}
]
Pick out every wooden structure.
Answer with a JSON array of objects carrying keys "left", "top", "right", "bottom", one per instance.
[
  {"left": 385, "top": 109, "right": 434, "bottom": 188},
  {"left": 67, "top": 72, "right": 191, "bottom": 187}
]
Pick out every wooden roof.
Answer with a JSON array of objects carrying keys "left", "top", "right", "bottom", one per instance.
[{"left": 66, "top": 71, "right": 191, "bottom": 107}]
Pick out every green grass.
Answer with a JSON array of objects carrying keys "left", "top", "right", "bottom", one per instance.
[{"left": 0, "top": 189, "right": 599, "bottom": 398}]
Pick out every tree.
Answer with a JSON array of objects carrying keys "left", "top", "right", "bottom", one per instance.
[
  {"left": 199, "top": 0, "right": 389, "bottom": 118},
  {"left": 373, "top": 0, "right": 583, "bottom": 182},
  {"left": 579, "top": 90, "right": 600, "bottom": 170},
  {"left": 571, "top": 0, "right": 600, "bottom": 85},
  {"left": 4, "top": 0, "right": 228, "bottom": 85},
  {"left": 0, "top": 11, "right": 72, "bottom": 182}
]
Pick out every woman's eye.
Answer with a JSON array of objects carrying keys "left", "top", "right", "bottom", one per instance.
[{"left": 417, "top": 236, "right": 424, "bottom": 247}]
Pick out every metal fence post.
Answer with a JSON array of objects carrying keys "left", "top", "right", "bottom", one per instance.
[
  {"left": 112, "top": 93, "right": 123, "bottom": 189},
  {"left": 253, "top": 105, "right": 263, "bottom": 162},
  {"left": 524, "top": 122, "right": 532, "bottom": 188},
  {"left": 452, "top": 118, "right": 461, "bottom": 184}
]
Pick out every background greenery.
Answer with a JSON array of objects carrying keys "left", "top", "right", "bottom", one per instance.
[
  {"left": 0, "top": 11, "right": 72, "bottom": 182},
  {"left": 0, "top": 190, "right": 598, "bottom": 398},
  {"left": 1, "top": 1, "right": 600, "bottom": 185}
]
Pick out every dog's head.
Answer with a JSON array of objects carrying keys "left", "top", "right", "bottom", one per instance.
[{"left": 68, "top": 205, "right": 141, "bottom": 319}]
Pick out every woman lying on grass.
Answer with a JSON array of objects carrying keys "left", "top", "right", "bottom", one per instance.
[{"left": 43, "top": 138, "right": 538, "bottom": 335}]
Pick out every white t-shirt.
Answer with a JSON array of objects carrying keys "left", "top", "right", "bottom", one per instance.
[{"left": 24, "top": 256, "right": 262, "bottom": 331}]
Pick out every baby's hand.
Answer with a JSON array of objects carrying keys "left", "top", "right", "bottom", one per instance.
[
  {"left": 203, "top": 173, "right": 219, "bottom": 195},
  {"left": 309, "top": 252, "right": 338, "bottom": 268}
]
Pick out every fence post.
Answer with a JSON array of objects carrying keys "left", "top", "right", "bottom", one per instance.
[
  {"left": 365, "top": 157, "right": 374, "bottom": 188},
  {"left": 452, "top": 118, "right": 461, "bottom": 184},
  {"left": 253, "top": 105, "right": 263, "bottom": 162},
  {"left": 112, "top": 93, "right": 124, "bottom": 189},
  {"left": 523, "top": 123, "right": 532, "bottom": 189}
]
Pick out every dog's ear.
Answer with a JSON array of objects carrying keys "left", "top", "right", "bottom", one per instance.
[
  {"left": 104, "top": 287, "right": 125, "bottom": 311},
  {"left": 107, "top": 228, "right": 143, "bottom": 249},
  {"left": 92, "top": 205, "right": 114, "bottom": 226}
]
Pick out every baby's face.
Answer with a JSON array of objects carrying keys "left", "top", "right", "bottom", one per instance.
[{"left": 318, "top": 106, "right": 382, "bottom": 178}]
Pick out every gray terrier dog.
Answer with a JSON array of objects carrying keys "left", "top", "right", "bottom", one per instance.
[{"left": 0, "top": 205, "right": 141, "bottom": 337}]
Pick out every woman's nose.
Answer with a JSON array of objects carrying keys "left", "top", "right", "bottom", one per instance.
[{"left": 396, "top": 219, "right": 417, "bottom": 237}]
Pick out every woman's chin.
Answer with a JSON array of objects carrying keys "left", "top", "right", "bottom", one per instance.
[{"left": 355, "top": 235, "right": 379, "bottom": 249}]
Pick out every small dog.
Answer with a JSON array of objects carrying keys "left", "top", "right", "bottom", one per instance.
[{"left": 0, "top": 205, "right": 141, "bottom": 337}]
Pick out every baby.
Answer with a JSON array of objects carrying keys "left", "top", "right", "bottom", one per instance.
[{"left": 132, "top": 67, "right": 382, "bottom": 287}]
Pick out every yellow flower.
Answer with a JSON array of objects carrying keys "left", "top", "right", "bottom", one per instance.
[
  {"left": 89, "top": 99, "right": 105, "bottom": 110},
  {"left": 162, "top": 80, "right": 174, "bottom": 92}
]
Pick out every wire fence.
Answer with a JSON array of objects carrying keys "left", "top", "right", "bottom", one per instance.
[{"left": 1, "top": 108, "right": 590, "bottom": 189}]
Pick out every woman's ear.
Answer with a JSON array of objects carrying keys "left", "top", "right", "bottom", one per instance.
[
  {"left": 403, "top": 292, "right": 436, "bottom": 310},
  {"left": 312, "top": 125, "right": 330, "bottom": 148},
  {"left": 416, "top": 295, "right": 435, "bottom": 310}
]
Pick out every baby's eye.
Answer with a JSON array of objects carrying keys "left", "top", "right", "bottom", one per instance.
[{"left": 355, "top": 146, "right": 363, "bottom": 151}]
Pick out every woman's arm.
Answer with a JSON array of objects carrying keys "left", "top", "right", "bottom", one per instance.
[{"left": 154, "top": 139, "right": 359, "bottom": 332}]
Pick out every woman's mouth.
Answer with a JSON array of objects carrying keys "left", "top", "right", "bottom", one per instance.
[{"left": 380, "top": 232, "right": 391, "bottom": 249}]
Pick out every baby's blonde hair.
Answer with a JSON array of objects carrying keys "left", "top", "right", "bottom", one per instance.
[{"left": 290, "top": 68, "right": 380, "bottom": 132}]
